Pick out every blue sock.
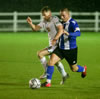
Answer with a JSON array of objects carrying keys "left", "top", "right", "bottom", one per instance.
[
  {"left": 47, "top": 66, "right": 54, "bottom": 80},
  {"left": 77, "top": 65, "right": 84, "bottom": 72}
]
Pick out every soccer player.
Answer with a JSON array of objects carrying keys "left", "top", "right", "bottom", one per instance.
[
  {"left": 27, "top": 6, "right": 69, "bottom": 84},
  {"left": 42, "top": 8, "right": 87, "bottom": 87}
]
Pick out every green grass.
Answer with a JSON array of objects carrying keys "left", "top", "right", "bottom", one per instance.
[{"left": 0, "top": 32, "right": 100, "bottom": 99}]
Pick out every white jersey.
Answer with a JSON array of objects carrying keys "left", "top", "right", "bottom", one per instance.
[{"left": 38, "top": 16, "right": 62, "bottom": 46}]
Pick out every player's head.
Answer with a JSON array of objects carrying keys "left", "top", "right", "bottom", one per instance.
[
  {"left": 60, "top": 8, "right": 70, "bottom": 22},
  {"left": 41, "top": 6, "right": 52, "bottom": 21}
]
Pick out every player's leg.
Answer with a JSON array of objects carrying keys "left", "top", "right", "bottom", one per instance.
[
  {"left": 65, "top": 48, "right": 87, "bottom": 78},
  {"left": 37, "top": 48, "right": 50, "bottom": 79},
  {"left": 42, "top": 53, "right": 61, "bottom": 87},
  {"left": 42, "top": 47, "right": 66, "bottom": 87},
  {"left": 70, "top": 64, "right": 87, "bottom": 78},
  {"left": 55, "top": 62, "right": 67, "bottom": 77},
  {"left": 48, "top": 46, "right": 69, "bottom": 84},
  {"left": 55, "top": 62, "right": 69, "bottom": 85}
]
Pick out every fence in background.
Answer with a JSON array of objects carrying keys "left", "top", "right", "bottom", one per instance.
[{"left": 0, "top": 12, "right": 100, "bottom": 32}]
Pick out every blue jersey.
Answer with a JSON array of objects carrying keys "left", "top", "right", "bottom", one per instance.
[{"left": 59, "top": 18, "right": 81, "bottom": 50}]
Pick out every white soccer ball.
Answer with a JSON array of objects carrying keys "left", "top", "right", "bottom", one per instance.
[{"left": 29, "top": 78, "right": 41, "bottom": 89}]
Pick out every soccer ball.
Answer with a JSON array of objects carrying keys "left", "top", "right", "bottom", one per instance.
[{"left": 29, "top": 78, "right": 41, "bottom": 89}]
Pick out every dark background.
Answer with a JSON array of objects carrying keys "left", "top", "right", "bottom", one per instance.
[{"left": 0, "top": 0, "right": 99, "bottom": 12}]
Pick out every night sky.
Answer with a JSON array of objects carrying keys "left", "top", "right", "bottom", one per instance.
[{"left": 0, "top": 0, "right": 99, "bottom": 12}]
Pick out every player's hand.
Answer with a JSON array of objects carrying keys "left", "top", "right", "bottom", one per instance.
[
  {"left": 63, "top": 30, "right": 69, "bottom": 36},
  {"left": 27, "top": 17, "right": 32, "bottom": 24},
  {"left": 52, "top": 39, "right": 57, "bottom": 46}
]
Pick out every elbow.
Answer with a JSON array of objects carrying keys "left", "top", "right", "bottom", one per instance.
[
  {"left": 78, "top": 31, "right": 81, "bottom": 36},
  {"left": 76, "top": 31, "right": 81, "bottom": 36},
  {"left": 32, "top": 28, "right": 38, "bottom": 31},
  {"left": 34, "top": 29, "right": 38, "bottom": 31}
]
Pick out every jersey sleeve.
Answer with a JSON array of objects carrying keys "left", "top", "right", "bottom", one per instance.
[
  {"left": 37, "top": 21, "right": 44, "bottom": 28},
  {"left": 69, "top": 20, "right": 81, "bottom": 37},
  {"left": 53, "top": 16, "right": 62, "bottom": 26}
]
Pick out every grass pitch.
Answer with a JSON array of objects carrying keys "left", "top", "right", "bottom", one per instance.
[{"left": 0, "top": 32, "right": 100, "bottom": 99}]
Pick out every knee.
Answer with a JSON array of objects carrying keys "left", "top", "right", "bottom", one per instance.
[
  {"left": 48, "top": 59, "right": 55, "bottom": 66},
  {"left": 71, "top": 68, "right": 77, "bottom": 72},
  {"left": 70, "top": 64, "right": 78, "bottom": 72}
]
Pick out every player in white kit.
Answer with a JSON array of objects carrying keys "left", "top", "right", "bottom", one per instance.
[{"left": 27, "top": 6, "right": 69, "bottom": 84}]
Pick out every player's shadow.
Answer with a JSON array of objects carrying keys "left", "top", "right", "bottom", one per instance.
[
  {"left": 0, "top": 82, "right": 28, "bottom": 86},
  {"left": 0, "top": 59, "right": 38, "bottom": 64},
  {"left": 0, "top": 82, "right": 29, "bottom": 90}
]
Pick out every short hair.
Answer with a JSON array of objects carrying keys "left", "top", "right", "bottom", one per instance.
[
  {"left": 60, "top": 8, "right": 69, "bottom": 13},
  {"left": 41, "top": 6, "right": 51, "bottom": 13}
]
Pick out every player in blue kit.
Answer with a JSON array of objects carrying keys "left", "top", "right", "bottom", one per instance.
[{"left": 42, "top": 8, "right": 87, "bottom": 87}]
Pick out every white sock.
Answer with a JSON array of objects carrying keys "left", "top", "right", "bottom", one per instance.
[
  {"left": 56, "top": 62, "right": 67, "bottom": 77},
  {"left": 83, "top": 67, "right": 85, "bottom": 72},
  {"left": 47, "top": 79, "right": 51, "bottom": 83},
  {"left": 40, "top": 57, "right": 47, "bottom": 72}
]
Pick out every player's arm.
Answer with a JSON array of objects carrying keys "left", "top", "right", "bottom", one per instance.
[
  {"left": 65, "top": 21, "right": 81, "bottom": 37},
  {"left": 64, "top": 29, "right": 80, "bottom": 37},
  {"left": 69, "top": 28, "right": 81, "bottom": 36},
  {"left": 52, "top": 25, "right": 63, "bottom": 45},
  {"left": 27, "top": 17, "right": 41, "bottom": 31},
  {"left": 54, "top": 25, "right": 63, "bottom": 40},
  {"left": 63, "top": 30, "right": 69, "bottom": 36}
]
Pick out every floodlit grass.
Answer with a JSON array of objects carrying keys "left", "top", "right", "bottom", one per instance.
[{"left": 0, "top": 32, "right": 100, "bottom": 99}]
